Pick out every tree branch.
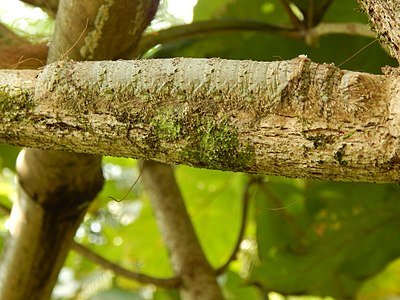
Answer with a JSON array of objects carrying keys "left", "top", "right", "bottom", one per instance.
[
  {"left": 133, "top": 20, "right": 297, "bottom": 57},
  {"left": 215, "top": 177, "right": 254, "bottom": 275},
  {"left": 279, "top": 0, "right": 304, "bottom": 29},
  {"left": 312, "top": 22, "right": 376, "bottom": 39},
  {"left": 71, "top": 242, "right": 181, "bottom": 289},
  {"left": 141, "top": 161, "right": 223, "bottom": 299},
  {"left": 0, "top": 190, "right": 179, "bottom": 288},
  {"left": 1, "top": 57, "right": 398, "bottom": 183},
  {"left": 357, "top": 0, "right": 400, "bottom": 62},
  {"left": 133, "top": 20, "right": 377, "bottom": 58}
]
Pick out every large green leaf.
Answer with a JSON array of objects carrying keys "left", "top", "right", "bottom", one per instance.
[
  {"left": 221, "top": 271, "right": 261, "bottom": 299},
  {"left": 194, "top": 0, "right": 290, "bottom": 25},
  {"left": 176, "top": 166, "right": 245, "bottom": 267},
  {"left": 0, "top": 144, "right": 20, "bottom": 171},
  {"left": 251, "top": 179, "right": 400, "bottom": 298}
]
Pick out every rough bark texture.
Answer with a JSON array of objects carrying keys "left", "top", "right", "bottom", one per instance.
[
  {"left": 358, "top": 0, "right": 400, "bottom": 63},
  {"left": 1, "top": 57, "right": 399, "bottom": 183},
  {"left": 48, "top": 0, "right": 158, "bottom": 61},
  {"left": 0, "top": 0, "right": 159, "bottom": 299},
  {"left": 141, "top": 161, "right": 223, "bottom": 300},
  {"left": 0, "top": 150, "right": 102, "bottom": 300}
]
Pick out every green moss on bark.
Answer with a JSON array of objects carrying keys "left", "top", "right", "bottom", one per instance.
[
  {"left": 147, "top": 107, "right": 254, "bottom": 171},
  {"left": 182, "top": 118, "right": 254, "bottom": 171},
  {"left": 0, "top": 86, "right": 33, "bottom": 120}
]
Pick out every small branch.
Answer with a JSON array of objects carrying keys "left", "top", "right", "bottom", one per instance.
[
  {"left": 133, "top": 20, "right": 377, "bottom": 58},
  {"left": 132, "top": 20, "right": 297, "bottom": 57},
  {"left": 141, "top": 161, "right": 223, "bottom": 299},
  {"left": 279, "top": 0, "right": 304, "bottom": 29},
  {"left": 215, "top": 177, "right": 254, "bottom": 275},
  {"left": 312, "top": 22, "right": 376, "bottom": 39},
  {"left": 0, "top": 196, "right": 179, "bottom": 288},
  {"left": 71, "top": 242, "right": 181, "bottom": 289}
]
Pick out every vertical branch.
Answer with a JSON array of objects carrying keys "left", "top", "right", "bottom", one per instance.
[
  {"left": 0, "top": 150, "right": 103, "bottom": 300},
  {"left": 0, "top": 1, "right": 159, "bottom": 299},
  {"left": 141, "top": 161, "right": 223, "bottom": 300}
]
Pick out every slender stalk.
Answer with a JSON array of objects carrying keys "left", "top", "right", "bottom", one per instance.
[
  {"left": 141, "top": 161, "right": 223, "bottom": 300},
  {"left": 71, "top": 242, "right": 181, "bottom": 288}
]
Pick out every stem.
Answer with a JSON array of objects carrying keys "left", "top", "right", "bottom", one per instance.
[
  {"left": 71, "top": 242, "right": 181, "bottom": 288},
  {"left": 0, "top": 203, "right": 179, "bottom": 288},
  {"left": 141, "top": 161, "right": 223, "bottom": 300},
  {"left": 279, "top": 0, "right": 304, "bottom": 29}
]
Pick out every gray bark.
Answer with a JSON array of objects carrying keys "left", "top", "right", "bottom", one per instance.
[{"left": 1, "top": 57, "right": 398, "bottom": 182}]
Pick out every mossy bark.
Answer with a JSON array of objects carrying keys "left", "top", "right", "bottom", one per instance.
[{"left": 1, "top": 57, "right": 399, "bottom": 182}]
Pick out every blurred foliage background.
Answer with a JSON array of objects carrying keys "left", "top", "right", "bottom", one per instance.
[{"left": 1, "top": 0, "right": 400, "bottom": 299}]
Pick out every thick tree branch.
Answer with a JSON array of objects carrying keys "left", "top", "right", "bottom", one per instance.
[
  {"left": 358, "top": 0, "right": 400, "bottom": 62},
  {"left": 1, "top": 57, "right": 399, "bottom": 182}
]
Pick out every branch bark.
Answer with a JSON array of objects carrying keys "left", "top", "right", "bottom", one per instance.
[
  {"left": 0, "top": 0, "right": 159, "bottom": 299},
  {"left": 1, "top": 57, "right": 399, "bottom": 182},
  {"left": 141, "top": 161, "right": 223, "bottom": 300},
  {"left": 358, "top": 0, "right": 400, "bottom": 63}
]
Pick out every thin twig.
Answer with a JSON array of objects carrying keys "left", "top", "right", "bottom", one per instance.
[
  {"left": 215, "top": 177, "right": 256, "bottom": 275},
  {"left": 258, "top": 182, "right": 305, "bottom": 238},
  {"left": 71, "top": 242, "right": 181, "bottom": 289},
  {"left": 108, "top": 160, "right": 144, "bottom": 202},
  {"left": 0, "top": 202, "right": 180, "bottom": 288}
]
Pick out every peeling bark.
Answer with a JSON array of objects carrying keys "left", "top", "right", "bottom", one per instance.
[{"left": 0, "top": 57, "right": 399, "bottom": 182}]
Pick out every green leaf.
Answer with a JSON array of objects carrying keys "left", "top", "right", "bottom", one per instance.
[
  {"left": 251, "top": 179, "right": 400, "bottom": 298},
  {"left": 194, "top": 0, "right": 290, "bottom": 25},
  {"left": 221, "top": 270, "right": 261, "bottom": 299},
  {"left": 0, "top": 144, "right": 20, "bottom": 171},
  {"left": 176, "top": 166, "right": 245, "bottom": 267}
]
